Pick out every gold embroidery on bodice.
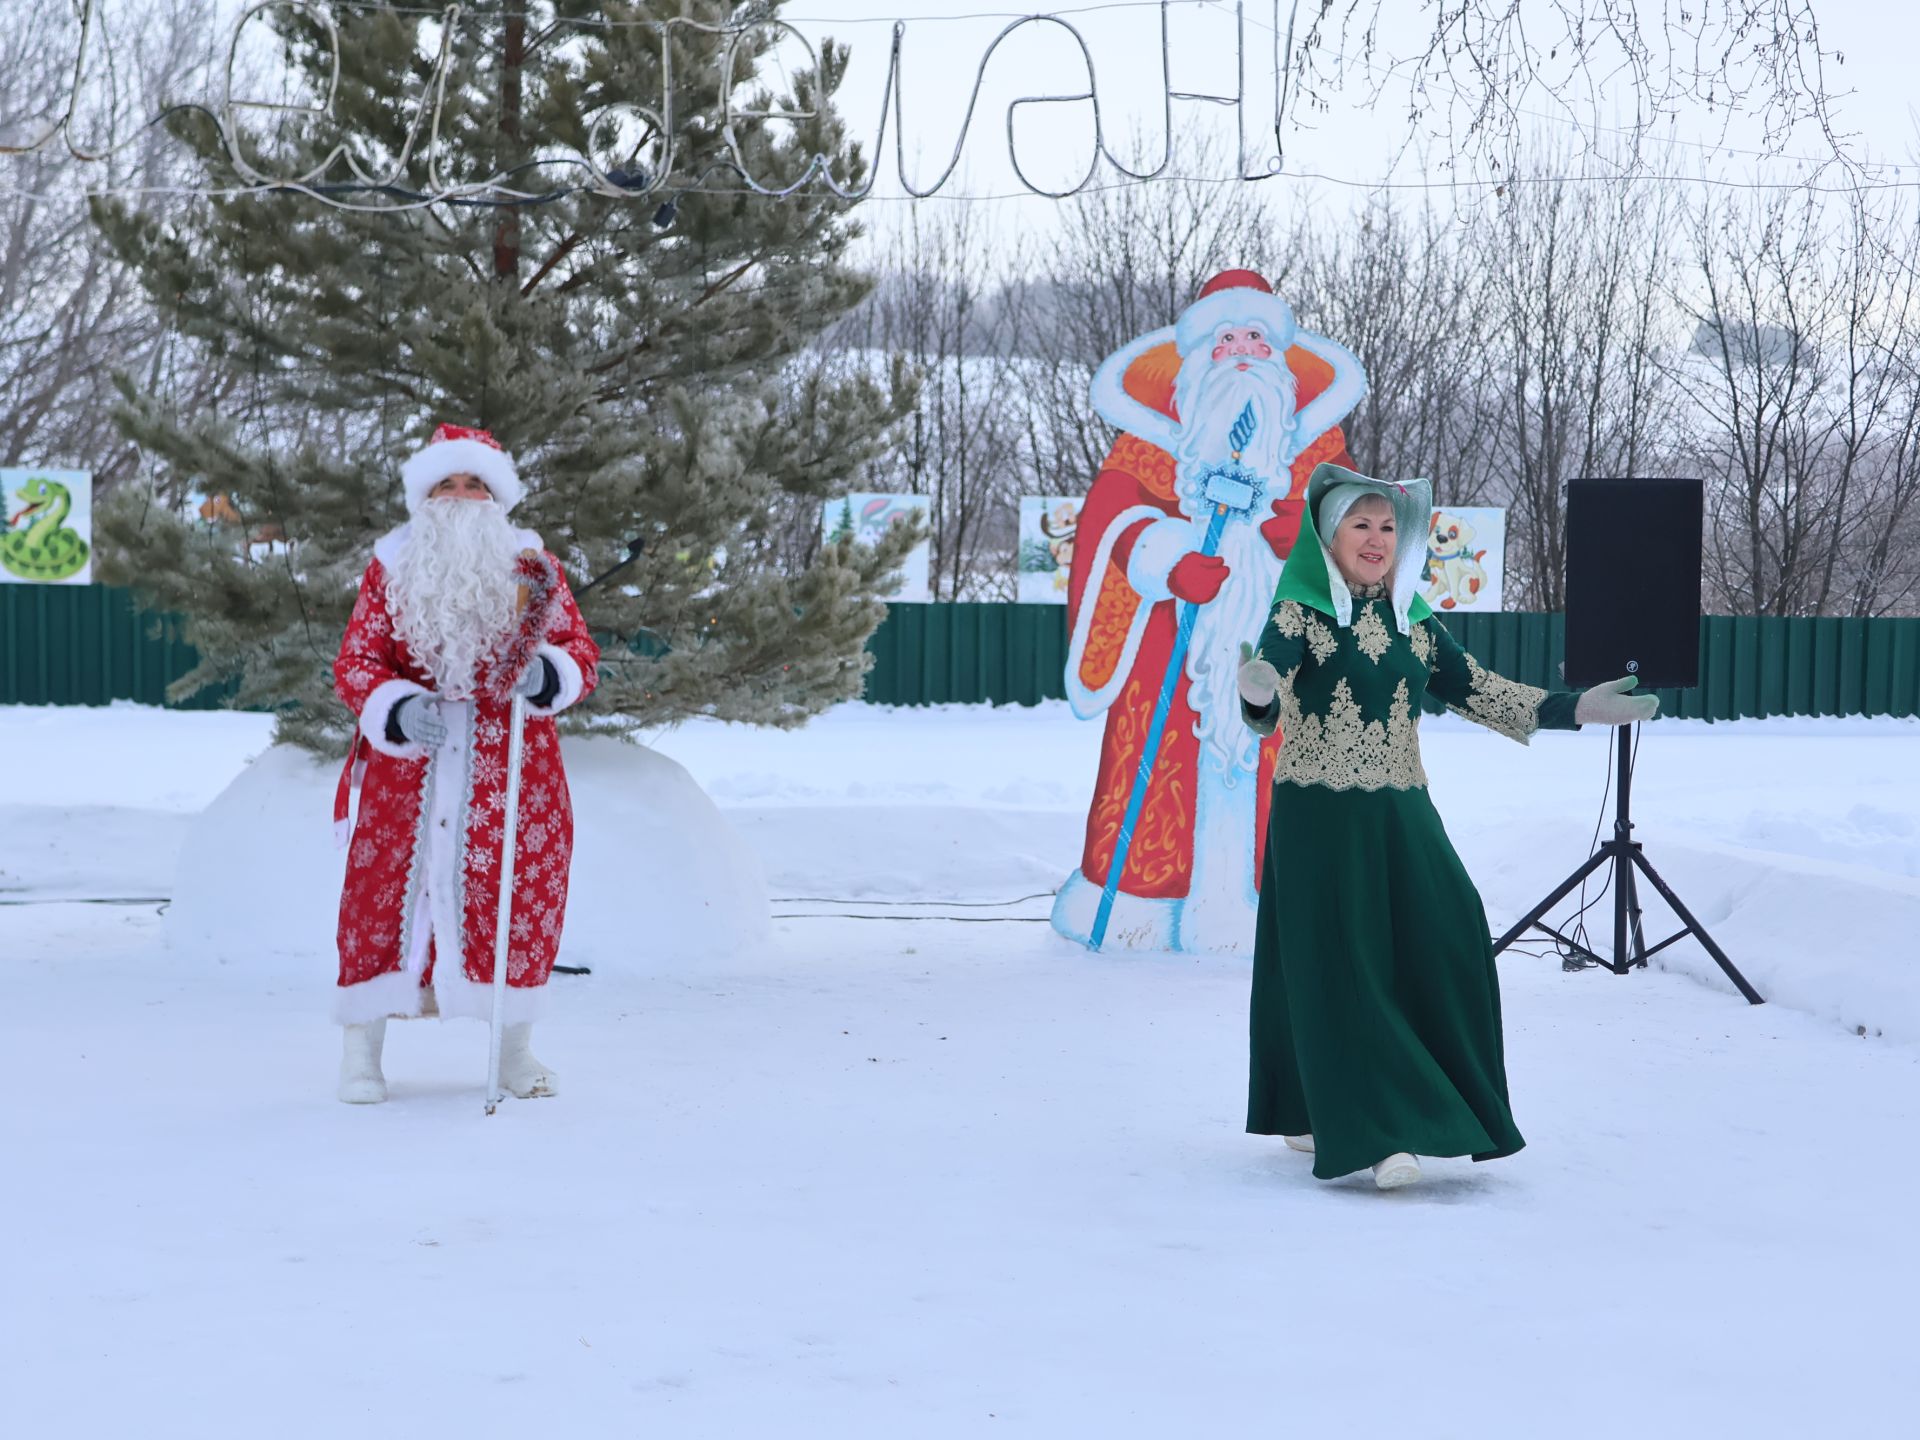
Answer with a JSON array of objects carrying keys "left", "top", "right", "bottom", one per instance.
[
  {"left": 1351, "top": 604, "right": 1392, "bottom": 663},
  {"left": 1302, "top": 612, "right": 1339, "bottom": 663},
  {"left": 1275, "top": 676, "right": 1428, "bottom": 792},
  {"left": 1409, "top": 622, "right": 1434, "bottom": 667}
]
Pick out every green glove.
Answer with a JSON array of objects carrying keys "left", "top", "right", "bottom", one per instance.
[
  {"left": 1574, "top": 675, "right": 1660, "bottom": 726},
  {"left": 1238, "top": 640, "right": 1280, "bottom": 707}
]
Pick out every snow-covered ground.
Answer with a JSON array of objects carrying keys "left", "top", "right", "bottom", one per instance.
[{"left": 3, "top": 701, "right": 1917, "bottom": 1437}]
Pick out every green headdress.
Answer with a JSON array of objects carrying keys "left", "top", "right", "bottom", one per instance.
[{"left": 1272, "top": 462, "right": 1435, "bottom": 635}]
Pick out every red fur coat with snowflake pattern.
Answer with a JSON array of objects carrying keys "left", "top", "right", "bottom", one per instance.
[{"left": 329, "top": 526, "right": 600, "bottom": 1026}]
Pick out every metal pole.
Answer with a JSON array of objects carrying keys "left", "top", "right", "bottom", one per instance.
[
  {"left": 484, "top": 691, "right": 528, "bottom": 1115},
  {"left": 1612, "top": 723, "right": 1633, "bottom": 973}
]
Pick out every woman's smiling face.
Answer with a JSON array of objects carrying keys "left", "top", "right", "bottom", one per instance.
[{"left": 1331, "top": 495, "right": 1396, "bottom": 590}]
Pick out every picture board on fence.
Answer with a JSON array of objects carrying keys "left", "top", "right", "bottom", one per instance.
[
  {"left": 1, "top": 469, "right": 92, "bottom": 585},
  {"left": 1422, "top": 505, "right": 1505, "bottom": 613},
  {"left": 1018, "top": 496, "right": 1081, "bottom": 604},
  {"left": 823, "top": 493, "right": 932, "bottom": 604}
]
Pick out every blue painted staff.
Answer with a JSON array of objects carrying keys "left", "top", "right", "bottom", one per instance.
[{"left": 1089, "top": 402, "right": 1267, "bottom": 951}]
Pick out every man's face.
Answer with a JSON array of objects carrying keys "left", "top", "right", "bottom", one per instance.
[
  {"left": 429, "top": 472, "right": 493, "bottom": 502},
  {"left": 1211, "top": 324, "right": 1274, "bottom": 371}
]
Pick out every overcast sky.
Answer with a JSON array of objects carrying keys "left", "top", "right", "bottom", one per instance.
[
  {"left": 752, "top": 0, "right": 1920, "bottom": 241},
  {"left": 25, "top": 2, "right": 1919, "bottom": 252}
]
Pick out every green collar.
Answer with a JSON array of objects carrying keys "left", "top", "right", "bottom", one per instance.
[{"left": 1273, "top": 514, "right": 1434, "bottom": 625}]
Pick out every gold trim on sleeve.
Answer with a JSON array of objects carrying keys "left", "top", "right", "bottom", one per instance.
[{"left": 1450, "top": 655, "right": 1546, "bottom": 744}]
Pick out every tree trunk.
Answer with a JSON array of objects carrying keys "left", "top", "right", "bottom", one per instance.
[{"left": 492, "top": 3, "right": 527, "bottom": 283}]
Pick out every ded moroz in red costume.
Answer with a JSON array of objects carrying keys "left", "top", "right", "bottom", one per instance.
[
  {"left": 331, "top": 425, "right": 600, "bottom": 1026},
  {"left": 1051, "top": 271, "right": 1367, "bottom": 953}
]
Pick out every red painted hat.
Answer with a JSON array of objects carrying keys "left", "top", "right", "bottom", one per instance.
[{"left": 1197, "top": 268, "right": 1273, "bottom": 299}]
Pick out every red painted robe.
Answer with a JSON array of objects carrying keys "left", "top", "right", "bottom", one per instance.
[
  {"left": 1063, "top": 340, "right": 1354, "bottom": 906},
  {"left": 330, "top": 524, "right": 600, "bottom": 1026}
]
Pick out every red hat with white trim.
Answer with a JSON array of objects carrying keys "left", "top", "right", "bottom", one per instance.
[
  {"left": 1174, "top": 269, "right": 1296, "bottom": 360},
  {"left": 400, "top": 423, "right": 525, "bottom": 514}
]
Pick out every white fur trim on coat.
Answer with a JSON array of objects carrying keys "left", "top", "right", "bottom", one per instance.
[
  {"left": 1089, "top": 325, "right": 1178, "bottom": 453},
  {"left": 1125, "top": 516, "right": 1199, "bottom": 605},
  {"left": 333, "top": 967, "right": 428, "bottom": 1025},
  {"left": 361, "top": 678, "right": 432, "bottom": 759},
  {"left": 1063, "top": 503, "right": 1167, "bottom": 720},
  {"left": 431, "top": 971, "right": 547, "bottom": 1025},
  {"left": 524, "top": 643, "right": 584, "bottom": 718},
  {"left": 1287, "top": 329, "right": 1368, "bottom": 453},
  {"left": 401, "top": 437, "right": 525, "bottom": 514}
]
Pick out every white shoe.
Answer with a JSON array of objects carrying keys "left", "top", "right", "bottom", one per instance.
[
  {"left": 338, "top": 1019, "right": 388, "bottom": 1104},
  {"left": 1283, "top": 1134, "right": 1315, "bottom": 1153},
  {"left": 498, "top": 1022, "right": 558, "bottom": 1099},
  {"left": 1373, "top": 1153, "right": 1421, "bottom": 1190}
]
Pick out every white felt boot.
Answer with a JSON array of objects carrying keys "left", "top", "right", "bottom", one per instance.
[
  {"left": 1372, "top": 1153, "right": 1422, "bottom": 1190},
  {"left": 498, "top": 1022, "right": 558, "bottom": 1099},
  {"left": 1283, "top": 1134, "right": 1315, "bottom": 1153},
  {"left": 338, "top": 1020, "right": 388, "bottom": 1104}
]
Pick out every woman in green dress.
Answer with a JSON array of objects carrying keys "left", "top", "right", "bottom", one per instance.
[{"left": 1236, "top": 464, "right": 1655, "bottom": 1189}]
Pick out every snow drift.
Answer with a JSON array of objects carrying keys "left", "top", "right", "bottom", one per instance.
[{"left": 165, "top": 735, "right": 770, "bottom": 978}]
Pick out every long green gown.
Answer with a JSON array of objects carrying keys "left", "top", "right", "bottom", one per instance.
[{"left": 1241, "top": 590, "right": 1582, "bottom": 1180}]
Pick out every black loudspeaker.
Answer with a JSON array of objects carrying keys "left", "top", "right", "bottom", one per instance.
[{"left": 1565, "top": 477, "right": 1702, "bottom": 689}]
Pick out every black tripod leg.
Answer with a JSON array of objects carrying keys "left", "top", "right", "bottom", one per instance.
[
  {"left": 1620, "top": 857, "right": 1649, "bottom": 970},
  {"left": 1492, "top": 847, "right": 1614, "bottom": 957},
  {"left": 1611, "top": 844, "right": 1634, "bottom": 975},
  {"left": 1628, "top": 850, "right": 1765, "bottom": 1005}
]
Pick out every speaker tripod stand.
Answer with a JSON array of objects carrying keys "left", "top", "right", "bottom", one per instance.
[{"left": 1492, "top": 725, "right": 1765, "bottom": 1005}]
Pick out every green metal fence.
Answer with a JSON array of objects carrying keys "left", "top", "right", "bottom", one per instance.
[
  {"left": 0, "top": 584, "right": 212, "bottom": 708},
  {"left": 864, "top": 602, "right": 1071, "bottom": 707},
  {"left": 4, "top": 585, "right": 1918, "bottom": 720},
  {"left": 862, "top": 605, "right": 1920, "bottom": 719}
]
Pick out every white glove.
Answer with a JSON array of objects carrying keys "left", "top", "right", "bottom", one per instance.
[
  {"left": 393, "top": 695, "right": 449, "bottom": 747},
  {"left": 1574, "top": 675, "right": 1659, "bottom": 726},
  {"left": 513, "top": 657, "right": 552, "bottom": 700},
  {"left": 1238, "top": 641, "right": 1280, "bottom": 708}
]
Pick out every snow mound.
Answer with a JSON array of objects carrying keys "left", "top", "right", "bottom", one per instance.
[{"left": 166, "top": 736, "right": 769, "bottom": 975}]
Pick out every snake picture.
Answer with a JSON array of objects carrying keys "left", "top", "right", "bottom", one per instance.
[{"left": 3, "top": 476, "right": 90, "bottom": 581}]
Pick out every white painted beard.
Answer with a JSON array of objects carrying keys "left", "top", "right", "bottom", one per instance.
[
  {"left": 1165, "top": 358, "right": 1296, "bottom": 779},
  {"left": 1171, "top": 353, "right": 1297, "bottom": 500},
  {"left": 386, "top": 500, "right": 522, "bottom": 700},
  {"left": 1185, "top": 518, "right": 1281, "bottom": 781}
]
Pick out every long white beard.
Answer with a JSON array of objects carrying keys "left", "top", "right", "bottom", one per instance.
[
  {"left": 386, "top": 500, "right": 522, "bottom": 700},
  {"left": 1166, "top": 354, "right": 1295, "bottom": 778},
  {"left": 1186, "top": 519, "right": 1281, "bottom": 780},
  {"left": 1171, "top": 353, "right": 1297, "bottom": 501}
]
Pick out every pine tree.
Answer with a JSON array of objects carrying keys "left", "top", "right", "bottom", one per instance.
[{"left": 93, "top": 1, "right": 917, "bottom": 750}]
